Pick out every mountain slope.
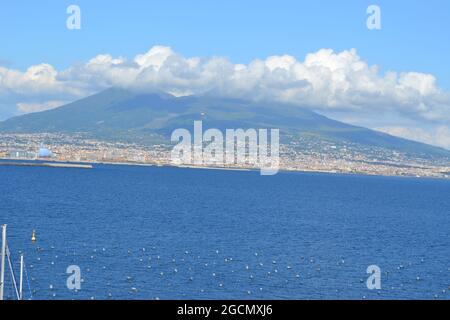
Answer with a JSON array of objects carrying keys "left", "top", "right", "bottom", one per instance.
[{"left": 1, "top": 88, "right": 449, "bottom": 157}]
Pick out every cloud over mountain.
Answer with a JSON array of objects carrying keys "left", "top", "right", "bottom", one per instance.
[{"left": 0, "top": 45, "right": 449, "bottom": 147}]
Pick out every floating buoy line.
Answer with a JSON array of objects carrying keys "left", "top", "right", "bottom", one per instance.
[{"left": 3, "top": 227, "right": 448, "bottom": 300}]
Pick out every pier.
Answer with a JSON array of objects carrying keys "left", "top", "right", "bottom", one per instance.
[{"left": 0, "top": 162, "right": 93, "bottom": 169}]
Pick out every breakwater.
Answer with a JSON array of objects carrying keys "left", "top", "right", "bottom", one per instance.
[{"left": 0, "top": 162, "right": 93, "bottom": 169}]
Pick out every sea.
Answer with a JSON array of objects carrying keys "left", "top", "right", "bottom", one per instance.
[{"left": 0, "top": 162, "right": 449, "bottom": 300}]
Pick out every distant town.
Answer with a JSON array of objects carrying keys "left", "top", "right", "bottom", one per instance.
[{"left": 0, "top": 133, "right": 449, "bottom": 179}]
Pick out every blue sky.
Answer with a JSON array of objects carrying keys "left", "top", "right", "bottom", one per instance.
[
  {"left": 1, "top": 0, "right": 449, "bottom": 88},
  {"left": 0, "top": 0, "right": 449, "bottom": 148}
]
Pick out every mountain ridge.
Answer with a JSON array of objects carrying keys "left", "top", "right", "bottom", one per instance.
[{"left": 1, "top": 87, "right": 449, "bottom": 158}]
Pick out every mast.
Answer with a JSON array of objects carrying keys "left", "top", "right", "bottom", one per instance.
[
  {"left": 19, "top": 254, "right": 24, "bottom": 300},
  {"left": 0, "top": 224, "right": 6, "bottom": 300}
]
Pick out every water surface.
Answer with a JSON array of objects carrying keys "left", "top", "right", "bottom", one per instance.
[{"left": 1, "top": 164, "right": 449, "bottom": 299}]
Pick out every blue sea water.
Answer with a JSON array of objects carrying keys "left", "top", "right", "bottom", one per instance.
[{"left": 0, "top": 163, "right": 449, "bottom": 300}]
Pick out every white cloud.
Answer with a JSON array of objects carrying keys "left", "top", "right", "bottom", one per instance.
[
  {"left": 377, "top": 126, "right": 450, "bottom": 150},
  {"left": 16, "top": 100, "right": 67, "bottom": 113},
  {"left": 134, "top": 45, "right": 174, "bottom": 70},
  {"left": 0, "top": 45, "right": 449, "bottom": 148}
]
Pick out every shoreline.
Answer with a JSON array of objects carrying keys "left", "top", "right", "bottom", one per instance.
[{"left": 1, "top": 157, "right": 449, "bottom": 180}]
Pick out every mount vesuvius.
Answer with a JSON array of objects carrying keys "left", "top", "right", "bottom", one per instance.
[{"left": 1, "top": 87, "right": 449, "bottom": 158}]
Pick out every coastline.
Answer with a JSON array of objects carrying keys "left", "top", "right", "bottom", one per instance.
[{"left": 1, "top": 157, "right": 449, "bottom": 180}]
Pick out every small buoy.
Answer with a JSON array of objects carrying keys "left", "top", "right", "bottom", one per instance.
[{"left": 31, "top": 230, "right": 37, "bottom": 242}]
